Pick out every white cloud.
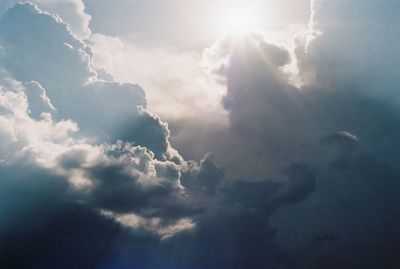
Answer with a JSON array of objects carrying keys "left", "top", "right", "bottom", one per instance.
[
  {"left": 0, "top": 0, "right": 91, "bottom": 39},
  {"left": 88, "top": 33, "right": 228, "bottom": 124},
  {"left": 0, "top": 2, "right": 199, "bottom": 239}
]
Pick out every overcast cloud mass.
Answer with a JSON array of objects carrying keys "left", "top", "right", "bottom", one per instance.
[{"left": 1, "top": 0, "right": 400, "bottom": 268}]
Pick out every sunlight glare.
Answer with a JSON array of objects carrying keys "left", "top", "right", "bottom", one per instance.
[{"left": 221, "top": 3, "right": 261, "bottom": 34}]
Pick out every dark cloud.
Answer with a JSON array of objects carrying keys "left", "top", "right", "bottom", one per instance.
[
  {"left": 2, "top": 0, "right": 400, "bottom": 268},
  {"left": 0, "top": 3, "right": 198, "bottom": 267},
  {"left": 269, "top": 1, "right": 400, "bottom": 267},
  {"left": 0, "top": 162, "right": 118, "bottom": 269},
  {"left": 178, "top": 1, "right": 400, "bottom": 266},
  {"left": 98, "top": 163, "right": 316, "bottom": 269},
  {"left": 181, "top": 153, "right": 225, "bottom": 196}
]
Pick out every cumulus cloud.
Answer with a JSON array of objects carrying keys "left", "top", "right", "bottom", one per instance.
[
  {"left": 0, "top": 2, "right": 178, "bottom": 160},
  {"left": 0, "top": 4, "right": 199, "bottom": 266},
  {"left": 174, "top": 1, "right": 400, "bottom": 267},
  {"left": 88, "top": 33, "right": 228, "bottom": 125},
  {"left": 0, "top": 67, "right": 192, "bottom": 219},
  {"left": 0, "top": 0, "right": 91, "bottom": 39},
  {"left": 0, "top": 4, "right": 316, "bottom": 265},
  {"left": 2, "top": 0, "right": 400, "bottom": 268}
]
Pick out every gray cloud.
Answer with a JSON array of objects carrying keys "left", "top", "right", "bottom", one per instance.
[
  {"left": 173, "top": 1, "right": 400, "bottom": 267},
  {"left": 0, "top": 2, "right": 176, "bottom": 160},
  {"left": 2, "top": 0, "right": 400, "bottom": 268},
  {"left": 0, "top": 1, "right": 196, "bottom": 246}
]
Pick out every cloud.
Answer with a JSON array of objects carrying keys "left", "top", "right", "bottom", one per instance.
[
  {"left": 0, "top": 65, "right": 198, "bottom": 268},
  {"left": 0, "top": 0, "right": 91, "bottom": 39},
  {"left": 196, "top": 34, "right": 318, "bottom": 179},
  {"left": 0, "top": 2, "right": 199, "bottom": 258},
  {"left": 24, "top": 81, "right": 56, "bottom": 119},
  {"left": 34, "top": 0, "right": 91, "bottom": 39},
  {"left": 2, "top": 0, "right": 400, "bottom": 268},
  {"left": 0, "top": 2, "right": 178, "bottom": 160},
  {"left": 97, "top": 162, "right": 316, "bottom": 269},
  {"left": 0, "top": 67, "right": 192, "bottom": 218},
  {"left": 270, "top": 1, "right": 400, "bottom": 267},
  {"left": 181, "top": 153, "right": 225, "bottom": 195},
  {"left": 183, "top": 1, "right": 400, "bottom": 267},
  {"left": 88, "top": 33, "right": 228, "bottom": 124},
  {"left": 299, "top": 0, "right": 400, "bottom": 95},
  {"left": 0, "top": 5, "right": 316, "bottom": 265}
]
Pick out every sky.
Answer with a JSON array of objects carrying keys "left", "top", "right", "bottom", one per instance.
[{"left": 0, "top": 0, "right": 400, "bottom": 268}]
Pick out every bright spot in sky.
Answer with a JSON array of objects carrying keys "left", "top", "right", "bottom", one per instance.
[{"left": 221, "top": 3, "right": 261, "bottom": 34}]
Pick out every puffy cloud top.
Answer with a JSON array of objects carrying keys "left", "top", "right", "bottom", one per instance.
[{"left": 2, "top": 1, "right": 400, "bottom": 269}]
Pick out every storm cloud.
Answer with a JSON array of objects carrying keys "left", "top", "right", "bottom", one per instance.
[{"left": 1, "top": 1, "right": 400, "bottom": 268}]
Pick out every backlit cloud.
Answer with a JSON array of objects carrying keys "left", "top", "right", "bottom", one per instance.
[{"left": 1, "top": 1, "right": 400, "bottom": 268}]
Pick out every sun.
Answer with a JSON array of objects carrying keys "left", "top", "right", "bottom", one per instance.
[{"left": 221, "top": 4, "right": 261, "bottom": 34}]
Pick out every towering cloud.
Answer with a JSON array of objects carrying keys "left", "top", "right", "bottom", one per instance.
[
  {"left": 0, "top": 0, "right": 91, "bottom": 39},
  {"left": 185, "top": 1, "right": 400, "bottom": 268},
  {"left": 0, "top": 2, "right": 178, "bottom": 160},
  {"left": 0, "top": 3, "right": 195, "bottom": 267},
  {"left": 1, "top": 1, "right": 400, "bottom": 268},
  {"left": 0, "top": 2, "right": 318, "bottom": 268}
]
